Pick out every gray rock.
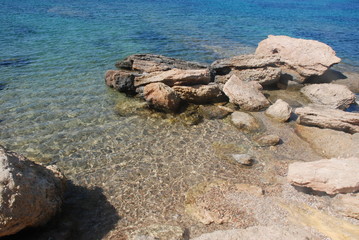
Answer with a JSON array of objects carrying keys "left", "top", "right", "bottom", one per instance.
[
  {"left": 295, "top": 106, "right": 359, "bottom": 133},
  {"left": 0, "top": 146, "right": 66, "bottom": 237},
  {"left": 287, "top": 157, "right": 359, "bottom": 194},
  {"left": 116, "top": 54, "right": 207, "bottom": 73},
  {"left": 223, "top": 75, "right": 270, "bottom": 111},
  {"left": 231, "top": 154, "right": 255, "bottom": 166},
  {"left": 105, "top": 70, "right": 137, "bottom": 94},
  {"left": 231, "top": 111, "right": 260, "bottom": 131},
  {"left": 265, "top": 99, "right": 292, "bottom": 122},
  {"left": 255, "top": 35, "right": 341, "bottom": 82},
  {"left": 300, "top": 83, "right": 355, "bottom": 110},
  {"left": 143, "top": 82, "right": 181, "bottom": 112}
]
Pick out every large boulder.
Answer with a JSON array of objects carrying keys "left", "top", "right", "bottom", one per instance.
[
  {"left": 0, "top": 146, "right": 66, "bottom": 237},
  {"left": 172, "top": 84, "right": 226, "bottom": 104},
  {"left": 143, "top": 82, "right": 181, "bottom": 112},
  {"left": 265, "top": 99, "right": 292, "bottom": 122},
  {"left": 134, "top": 68, "right": 211, "bottom": 87},
  {"left": 300, "top": 83, "right": 355, "bottom": 110},
  {"left": 287, "top": 157, "right": 359, "bottom": 194},
  {"left": 223, "top": 75, "right": 270, "bottom": 111},
  {"left": 105, "top": 70, "right": 137, "bottom": 94},
  {"left": 115, "top": 54, "right": 207, "bottom": 73},
  {"left": 255, "top": 35, "right": 341, "bottom": 82},
  {"left": 295, "top": 106, "right": 359, "bottom": 133}
]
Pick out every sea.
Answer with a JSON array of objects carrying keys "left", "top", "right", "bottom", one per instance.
[{"left": 0, "top": 0, "right": 358, "bottom": 238}]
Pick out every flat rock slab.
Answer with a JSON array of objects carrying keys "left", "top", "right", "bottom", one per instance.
[
  {"left": 116, "top": 54, "right": 207, "bottom": 73},
  {"left": 301, "top": 83, "right": 355, "bottom": 110},
  {"left": 255, "top": 35, "right": 341, "bottom": 82},
  {"left": 134, "top": 68, "right": 210, "bottom": 87},
  {"left": 191, "top": 225, "right": 317, "bottom": 240},
  {"left": 223, "top": 75, "right": 270, "bottom": 111},
  {"left": 287, "top": 157, "right": 359, "bottom": 194},
  {"left": 295, "top": 106, "right": 359, "bottom": 133}
]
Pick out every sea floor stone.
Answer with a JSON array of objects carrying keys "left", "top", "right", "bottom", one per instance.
[
  {"left": 255, "top": 134, "right": 281, "bottom": 147},
  {"left": 231, "top": 111, "right": 260, "bottom": 131}
]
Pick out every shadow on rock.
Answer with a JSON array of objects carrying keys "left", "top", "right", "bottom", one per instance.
[
  {"left": 3, "top": 181, "right": 121, "bottom": 240},
  {"left": 307, "top": 69, "right": 347, "bottom": 83}
]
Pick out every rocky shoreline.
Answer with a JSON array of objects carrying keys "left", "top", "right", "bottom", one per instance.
[{"left": 1, "top": 35, "right": 359, "bottom": 239}]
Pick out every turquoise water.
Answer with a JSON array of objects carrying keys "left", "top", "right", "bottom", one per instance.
[{"left": 1, "top": 0, "right": 359, "bottom": 238}]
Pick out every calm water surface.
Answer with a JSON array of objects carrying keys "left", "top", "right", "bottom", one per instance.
[{"left": 1, "top": 0, "right": 359, "bottom": 238}]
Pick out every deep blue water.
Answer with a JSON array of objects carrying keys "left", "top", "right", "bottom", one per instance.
[{"left": 0, "top": 0, "right": 359, "bottom": 159}]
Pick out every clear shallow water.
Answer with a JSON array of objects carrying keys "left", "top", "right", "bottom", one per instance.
[{"left": 0, "top": 0, "right": 359, "bottom": 238}]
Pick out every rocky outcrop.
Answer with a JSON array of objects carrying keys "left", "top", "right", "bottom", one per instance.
[
  {"left": 134, "top": 68, "right": 211, "bottom": 87},
  {"left": 295, "top": 106, "right": 359, "bottom": 133},
  {"left": 115, "top": 54, "right": 207, "bottom": 73},
  {"left": 287, "top": 157, "right": 359, "bottom": 194},
  {"left": 191, "top": 225, "right": 316, "bottom": 240},
  {"left": 143, "top": 82, "right": 181, "bottom": 112},
  {"left": 223, "top": 75, "right": 270, "bottom": 111},
  {"left": 256, "top": 35, "right": 341, "bottom": 82},
  {"left": 300, "top": 83, "right": 355, "bottom": 110},
  {"left": 105, "top": 70, "right": 137, "bottom": 94},
  {"left": 172, "top": 84, "right": 226, "bottom": 104},
  {"left": 0, "top": 146, "right": 66, "bottom": 237},
  {"left": 265, "top": 99, "right": 292, "bottom": 122},
  {"left": 231, "top": 111, "right": 260, "bottom": 131}
]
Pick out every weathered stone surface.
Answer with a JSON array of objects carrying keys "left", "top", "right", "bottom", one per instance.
[
  {"left": 191, "top": 225, "right": 316, "bottom": 240},
  {"left": 231, "top": 154, "right": 254, "bottom": 166},
  {"left": 115, "top": 54, "right": 207, "bottom": 73},
  {"left": 198, "top": 105, "right": 231, "bottom": 119},
  {"left": 255, "top": 35, "right": 341, "bottom": 82},
  {"left": 105, "top": 70, "right": 137, "bottom": 94},
  {"left": 295, "top": 125, "right": 359, "bottom": 158},
  {"left": 131, "top": 224, "right": 185, "bottom": 240},
  {"left": 231, "top": 111, "right": 260, "bottom": 131},
  {"left": 295, "top": 106, "right": 359, "bottom": 133},
  {"left": 185, "top": 181, "right": 263, "bottom": 225},
  {"left": 300, "top": 83, "right": 355, "bottom": 110},
  {"left": 211, "top": 54, "right": 281, "bottom": 75},
  {"left": 265, "top": 99, "right": 292, "bottom": 122},
  {"left": 231, "top": 68, "right": 281, "bottom": 86},
  {"left": 172, "top": 84, "right": 226, "bottom": 104},
  {"left": 0, "top": 146, "right": 66, "bottom": 237},
  {"left": 332, "top": 194, "right": 359, "bottom": 220},
  {"left": 255, "top": 134, "right": 281, "bottom": 146},
  {"left": 223, "top": 75, "right": 270, "bottom": 111},
  {"left": 143, "top": 82, "right": 181, "bottom": 112},
  {"left": 287, "top": 157, "right": 359, "bottom": 194},
  {"left": 135, "top": 68, "right": 211, "bottom": 87}
]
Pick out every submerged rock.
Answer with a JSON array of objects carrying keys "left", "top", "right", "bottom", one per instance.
[
  {"left": 191, "top": 225, "right": 316, "bottom": 240},
  {"left": 0, "top": 146, "right": 66, "bottom": 237},
  {"left": 231, "top": 154, "right": 255, "bottom": 166},
  {"left": 223, "top": 75, "right": 270, "bottom": 111},
  {"left": 295, "top": 106, "right": 359, "bottom": 133},
  {"left": 143, "top": 82, "right": 181, "bottom": 112},
  {"left": 255, "top": 134, "right": 281, "bottom": 146},
  {"left": 265, "top": 99, "right": 292, "bottom": 122},
  {"left": 300, "top": 83, "right": 355, "bottom": 110},
  {"left": 287, "top": 157, "right": 359, "bottom": 194},
  {"left": 172, "top": 84, "right": 226, "bottom": 104},
  {"left": 198, "top": 105, "right": 231, "bottom": 119},
  {"left": 134, "top": 68, "right": 211, "bottom": 87},
  {"left": 115, "top": 54, "right": 207, "bottom": 73},
  {"left": 255, "top": 35, "right": 341, "bottom": 82},
  {"left": 231, "top": 111, "right": 260, "bottom": 131}
]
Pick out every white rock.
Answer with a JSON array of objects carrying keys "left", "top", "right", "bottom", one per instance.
[{"left": 265, "top": 99, "right": 292, "bottom": 122}]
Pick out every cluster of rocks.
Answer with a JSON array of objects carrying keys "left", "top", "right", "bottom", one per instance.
[
  {"left": 106, "top": 35, "right": 358, "bottom": 134},
  {"left": 0, "top": 145, "right": 66, "bottom": 237}
]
